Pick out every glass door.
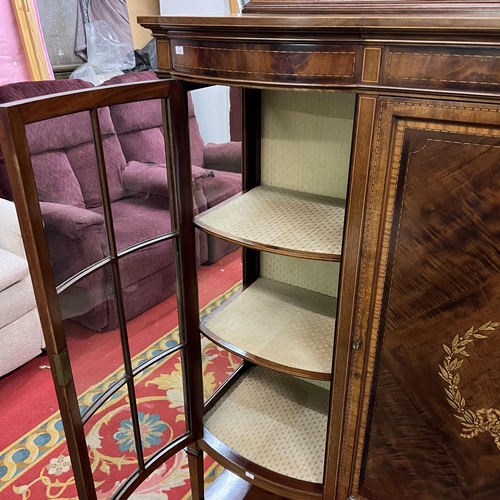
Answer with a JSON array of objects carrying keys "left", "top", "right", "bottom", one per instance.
[{"left": 0, "top": 78, "right": 203, "bottom": 499}]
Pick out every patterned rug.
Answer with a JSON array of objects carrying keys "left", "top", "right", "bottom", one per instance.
[{"left": 0, "top": 282, "right": 242, "bottom": 500}]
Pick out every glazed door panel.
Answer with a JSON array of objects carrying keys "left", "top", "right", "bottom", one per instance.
[
  {"left": 0, "top": 79, "right": 203, "bottom": 500},
  {"left": 343, "top": 98, "right": 500, "bottom": 500}
]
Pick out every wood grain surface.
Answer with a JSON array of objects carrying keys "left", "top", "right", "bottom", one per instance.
[
  {"left": 382, "top": 45, "right": 500, "bottom": 92},
  {"left": 170, "top": 40, "right": 360, "bottom": 86},
  {"left": 351, "top": 102, "right": 500, "bottom": 499}
]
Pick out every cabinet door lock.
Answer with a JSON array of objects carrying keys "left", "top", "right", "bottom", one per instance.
[{"left": 352, "top": 339, "right": 362, "bottom": 351}]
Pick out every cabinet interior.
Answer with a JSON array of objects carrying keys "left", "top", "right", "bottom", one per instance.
[
  {"left": 201, "top": 88, "right": 357, "bottom": 487},
  {"left": 260, "top": 89, "right": 356, "bottom": 298}
]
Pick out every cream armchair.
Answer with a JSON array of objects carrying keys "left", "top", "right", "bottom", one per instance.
[{"left": 0, "top": 198, "right": 44, "bottom": 377}]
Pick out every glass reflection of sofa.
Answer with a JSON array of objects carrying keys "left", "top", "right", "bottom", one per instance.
[{"left": 0, "top": 72, "right": 241, "bottom": 331}]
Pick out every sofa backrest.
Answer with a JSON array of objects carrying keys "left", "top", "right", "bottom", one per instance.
[
  {"left": 0, "top": 79, "right": 127, "bottom": 208},
  {"left": 103, "top": 71, "right": 206, "bottom": 168}
]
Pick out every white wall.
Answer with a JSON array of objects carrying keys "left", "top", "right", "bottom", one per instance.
[
  {"left": 159, "top": 0, "right": 229, "bottom": 15},
  {"left": 190, "top": 86, "right": 231, "bottom": 145},
  {"left": 160, "top": 0, "right": 231, "bottom": 144}
]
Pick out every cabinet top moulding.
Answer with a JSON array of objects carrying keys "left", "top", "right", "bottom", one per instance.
[
  {"left": 242, "top": 0, "right": 500, "bottom": 15},
  {"left": 140, "top": 14, "right": 500, "bottom": 96},
  {"left": 139, "top": 14, "right": 500, "bottom": 34}
]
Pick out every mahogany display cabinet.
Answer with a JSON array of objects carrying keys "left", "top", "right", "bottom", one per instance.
[
  {"left": 2, "top": 6, "right": 500, "bottom": 500},
  {"left": 136, "top": 12, "right": 500, "bottom": 498}
]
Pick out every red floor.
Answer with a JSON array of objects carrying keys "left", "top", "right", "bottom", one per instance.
[{"left": 0, "top": 249, "right": 242, "bottom": 451}]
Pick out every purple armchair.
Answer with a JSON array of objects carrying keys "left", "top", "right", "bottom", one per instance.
[
  {"left": 103, "top": 71, "right": 241, "bottom": 263},
  {"left": 0, "top": 75, "right": 241, "bottom": 331}
]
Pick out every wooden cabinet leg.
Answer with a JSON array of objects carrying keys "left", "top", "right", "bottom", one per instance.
[{"left": 187, "top": 443, "right": 205, "bottom": 500}]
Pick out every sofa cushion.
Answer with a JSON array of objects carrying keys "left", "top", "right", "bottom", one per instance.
[
  {"left": 31, "top": 152, "right": 85, "bottom": 208},
  {"left": 0, "top": 79, "right": 92, "bottom": 104},
  {"left": 25, "top": 108, "right": 116, "bottom": 155},
  {"left": 0, "top": 78, "right": 94, "bottom": 200},
  {"left": 0, "top": 80, "right": 114, "bottom": 156},
  {"left": 204, "top": 141, "right": 242, "bottom": 173},
  {"left": 91, "top": 198, "right": 174, "bottom": 288},
  {"left": 0, "top": 79, "right": 123, "bottom": 209},
  {"left": 103, "top": 71, "right": 206, "bottom": 168},
  {"left": 103, "top": 71, "right": 163, "bottom": 132},
  {"left": 118, "top": 128, "right": 166, "bottom": 165},
  {"left": 67, "top": 135, "right": 126, "bottom": 208},
  {"left": 122, "top": 161, "right": 211, "bottom": 202},
  {"left": 0, "top": 308, "right": 43, "bottom": 377},
  {"left": 0, "top": 80, "right": 116, "bottom": 157},
  {"left": 0, "top": 248, "right": 28, "bottom": 292},
  {"left": 104, "top": 72, "right": 170, "bottom": 165},
  {"left": 0, "top": 198, "right": 25, "bottom": 258}
]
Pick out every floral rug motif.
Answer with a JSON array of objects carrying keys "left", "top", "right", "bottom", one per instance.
[{"left": 0, "top": 282, "right": 241, "bottom": 499}]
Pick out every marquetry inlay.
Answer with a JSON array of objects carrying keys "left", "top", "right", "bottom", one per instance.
[
  {"left": 439, "top": 321, "right": 500, "bottom": 451},
  {"left": 361, "top": 47, "right": 382, "bottom": 83},
  {"left": 156, "top": 40, "right": 171, "bottom": 71}
]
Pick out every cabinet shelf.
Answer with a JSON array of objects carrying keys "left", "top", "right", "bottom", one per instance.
[
  {"left": 204, "top": 366, "right": 329, "bottom": 486},
  {"left": 194, "top": 186, "right": 345, "bottom": 261},
  {"left": 201, "top": 278, "right": 336, "bottom": 380}
]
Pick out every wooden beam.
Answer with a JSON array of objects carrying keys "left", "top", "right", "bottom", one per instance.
[
  {"left": 11, "top": 0, "right": 51, "bottom": 80},
  {"left": 229, "top": 0, "right": 240, "bottom": 14}
]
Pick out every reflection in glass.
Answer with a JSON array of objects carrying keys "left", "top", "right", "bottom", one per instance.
[
  {"left": 83, "top": 397, "right": 138, "bottom": 499},
  {"left": 118, "top": 240, "right": 180, "bottom": 360},
  {"left": 30, "top": 109, "right": 113, "bottom": 334},
  {"left": 58, "top": 263, "right": 127, "bottom": 406},
  {"left": 128, "top": 452, "right": 195, "bottom": 498},
  {"left": 132, "top": 351, "right": 187, "bottom": 462},
  {"left": 201, "top": 334, "right": 243, "bottom": 403}
]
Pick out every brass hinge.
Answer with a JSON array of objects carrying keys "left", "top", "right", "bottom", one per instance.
[{"left": 52, "top": 348, "right": 73, "bottom": 387}]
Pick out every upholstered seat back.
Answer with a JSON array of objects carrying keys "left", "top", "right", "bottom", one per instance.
[
  {"left": 0, "top": 79, "right": 127, "bottom": 209},
  {"left": 103, "top": 71, "right": 206, "bottom": 168}
]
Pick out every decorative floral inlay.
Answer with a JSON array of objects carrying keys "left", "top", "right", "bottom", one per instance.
[
  {"left": 113, "top": 413, "right": 168, "bottom": 452},
  {"left": 439, "top": 321, "right": 500, "bottom": 450}
]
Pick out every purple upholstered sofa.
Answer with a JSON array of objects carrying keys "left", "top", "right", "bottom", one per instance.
[
  {"left": 0, "top": 72, "right": 241, "bottom": 331},
  {"left": 103, "top": 71, "right": 241, "bottom": 264}
]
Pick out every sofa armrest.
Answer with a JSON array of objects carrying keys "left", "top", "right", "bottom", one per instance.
[
  {"left": 204, "top": 141, "right": 242, "bottom": 173},
  {"left": 122, "top": 161, "right": 169, "bottom": 199},
  {"left": 40, "top": 202, "right": 105, "bottom": 241},
  {"left": 0, "top": 198, "right": 25, "bottom": 258},
  {"left": 123, "top": 161, "right": 211, "bottom": 199}
]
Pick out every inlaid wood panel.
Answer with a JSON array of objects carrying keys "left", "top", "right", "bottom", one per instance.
[
  {"left": 157, "top": 39, "right": 172, "bottom": 71},
  {"left": 169, "top": 40, "right": 361, "bottom": 86},
  {"left": 347, "top": 100, "right": 500, "bottom": 499},
  {"left": 382, "top": 45, "right": 500, "bottom": 92},
  {"left": 361, "top": 47, "right": 382, "bottom": 83}
]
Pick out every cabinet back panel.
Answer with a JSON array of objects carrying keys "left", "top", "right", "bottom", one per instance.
[
  {"left": 261, "top": 253, "right": 339, "bottom": 297},
  {"left": 261, "top": 90, "right": 355, "bottom": 199},
  {"left": 259, "top": 90, "right": 354, "bottom": 296}
]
